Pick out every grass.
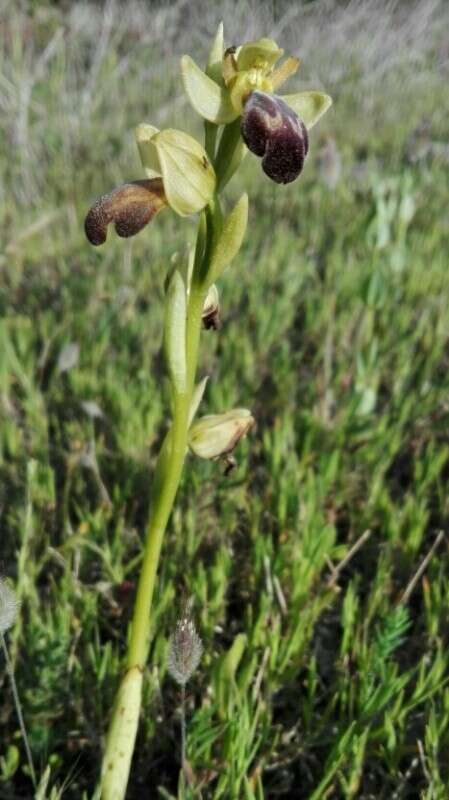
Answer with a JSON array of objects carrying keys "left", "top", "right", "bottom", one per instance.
[{"left": 1, "top": 0, "right": 449, "bottom": 797}]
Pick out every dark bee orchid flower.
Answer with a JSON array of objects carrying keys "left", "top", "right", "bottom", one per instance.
[
  {"left": 84, "top": 128, "right": 216, "bottom": 246},
  {"left": 181, "top": 29, "right": 331, "bottom": 185},
  {"left": 241, "top": 91, "right": 309, "bottom": 184}
]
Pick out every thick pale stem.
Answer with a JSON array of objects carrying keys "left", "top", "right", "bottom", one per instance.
[{"left": 100, "top": 267, "right": 206, "bottom": 800}]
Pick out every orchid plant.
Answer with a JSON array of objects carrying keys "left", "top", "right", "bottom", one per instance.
[{"left": 84, "top": 24, "right": 331, "bottom": 799}]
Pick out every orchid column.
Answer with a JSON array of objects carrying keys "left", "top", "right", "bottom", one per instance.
[{"left": 84, "top": 23, "right": 331, "bottom": 800}]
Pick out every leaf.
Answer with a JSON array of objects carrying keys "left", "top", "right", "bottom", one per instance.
[
  {"left": 164, "top": 269, "right": 187, "bottom": 393},
  {"left": 208, "top": 194, "right": 248, "bottom": 284},
  {"left": 215, "top": 118, "right": 248, "bottom": 192},
  {"left": 188, "top": 376, "right": 209, "bottom": 427},
  {"left": 181, "top": 55, "right": 237, "bottom": 124},
  {"left": 281, "top": 91, "right": 332, "bottom": 129}
]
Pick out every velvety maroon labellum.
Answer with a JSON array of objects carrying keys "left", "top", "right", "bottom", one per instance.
[{"left": 241, "top": 91, "right": 309, "bottom": 185}]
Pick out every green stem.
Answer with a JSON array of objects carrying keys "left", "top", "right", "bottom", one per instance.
[
  {"left": 126, "top": 394, "right": 190, "bottom": 670},
  {"left": 100, "top": 232, "right": 207, "bottom": 800},
  {"left": 126, "top": 286, "right": 205, "bottom": 672}
]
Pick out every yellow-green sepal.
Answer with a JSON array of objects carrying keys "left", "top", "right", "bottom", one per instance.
[
  {"left": 281, "top": 91, "right": 332, "bottom": 129},
  {"left": 136, "top": 126, "right": 216, "bottom": 215},
  {"left": 207, "top": 194, "right": 248, "bottom": 284},
  {"left": 206, "top": 21, "right": 225, "bottom": 85},
  {"left": 181, "top": 55, "right": 238, "bottom": 124},
  {"left": 236, "top": 37, "right": 283, "bottom": 71},
  {"left": 135, "top": 123, "right": 161, "bottom": 178},
  {"left": 154, "top": 129, "right": 216, "bottom": 216}
]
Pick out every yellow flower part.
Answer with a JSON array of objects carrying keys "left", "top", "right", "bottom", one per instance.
[{"left": 181, "top": 29, "right": 332, "bottom": 130}]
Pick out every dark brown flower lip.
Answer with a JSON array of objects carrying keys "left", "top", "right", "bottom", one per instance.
[
  {"left": 84, "top": 178, "right": 167, "bottom": 246},
  {"left": 241, "top": 91, "right": 309, "bottom": 184}
]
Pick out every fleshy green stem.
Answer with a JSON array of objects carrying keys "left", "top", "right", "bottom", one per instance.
[
  {"left": 100, "top": 112, "right": 239, "bottom": 798},
  {"left": 125, "top": 285, "right": 205, "bottom": 673},
  {"left": 100, "top": 227, "right": 208, "bottom": 800}
]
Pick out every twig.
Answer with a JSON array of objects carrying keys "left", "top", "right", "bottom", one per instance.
[
  {"left": 1, "top": 634, "right": 36, "bottom": 789},
  {"left": 252, "top": 647, "right": 270, "bottom": 703},
  {"left": 327, "top": 529, "right": 372, "bottom": 588},
  {"left": 397, "top": 531, "right": 445, "bottom": 606}
]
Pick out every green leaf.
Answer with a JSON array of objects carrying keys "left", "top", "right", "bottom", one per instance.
[
  {"left": 281, "top": 91, "right": 332, "bottom": 129},
  {"left": 181, "top": 55, "right": 238, "bottom": 124},
  {"left": 215, "top": 118, "right": 248, "bottom": 192},
  {"left": 188, "top": 376, "right": 209, "bottom": 427},
  {"left": 164, "top": 270, "right": 187, "bottom": 393},
  {"left": 208, "top": 193, "right": 248, "bottom": 284}
]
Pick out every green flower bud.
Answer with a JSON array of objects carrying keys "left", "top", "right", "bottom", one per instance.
[{"left": 188, "top": 409, "right": 254, "bottom": 460}]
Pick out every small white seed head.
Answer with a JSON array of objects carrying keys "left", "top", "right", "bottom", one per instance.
[
  {"left": 168, "top": 616, "right": 203, "bottom": 687},
  {"left": 0, "top": 579, "right": 19, "bottom": 635}
]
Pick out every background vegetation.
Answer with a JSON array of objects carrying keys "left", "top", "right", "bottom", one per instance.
[{"left": 1, "top": 0, "right": 448, "bottom": 797}]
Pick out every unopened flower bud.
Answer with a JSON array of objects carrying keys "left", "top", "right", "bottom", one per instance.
[
  {"left": 202, "top": 284, "right": 220, "bottom": 330},
  {"left": 84, "top": 179, "right": 167, "bottom": 245},
  {"left": 241, "top": 91, "right": 308, "bottom": 184},
  {"left": 188, "top": 409, "right": 254, "bottom": 460},
  {"left": 168, "top": 616, "right": 203, "bottom": 687}
]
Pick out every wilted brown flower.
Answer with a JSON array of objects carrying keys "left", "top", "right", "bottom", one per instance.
[{"left": 84, "top": 178, "right": 167, "bottom": 246}]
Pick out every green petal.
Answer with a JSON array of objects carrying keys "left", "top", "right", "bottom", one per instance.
[
  {"left": 237, "top": 38, "right": 283, "bottom": 71},
  {"left": 207, "top": 21, "right": 225, "bottom": 85},
  {"left": 153, "top": 129, "right": 216, "bottom": 216},
  {"left": 281, "top": 91, "right": 332, "bottom": 129},
  {"left": 135, "top": 123, "right": 161, "bottom": 178},
  {"left": 181, "top": 55, "right": 237, "bottom": 124}
]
